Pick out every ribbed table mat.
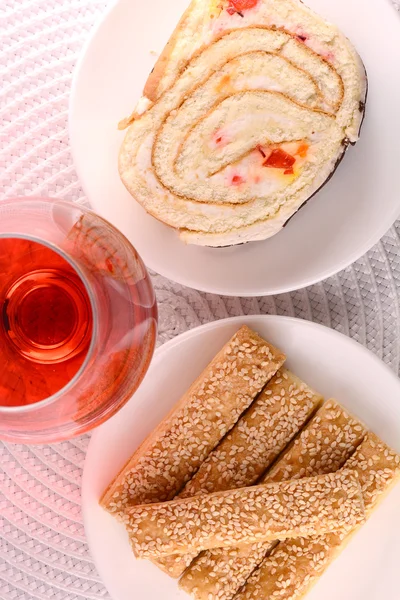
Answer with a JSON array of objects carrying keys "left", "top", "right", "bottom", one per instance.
[{"left": 1, "top": 1, "right": 399, "bottom": 598}]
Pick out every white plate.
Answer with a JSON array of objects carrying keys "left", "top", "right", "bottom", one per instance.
[
  {"left": 82, "top": 315, "right": 400, "bottom": 600},
  {"left": 69, "top": 0, "right": 400, "bottom": 297},
  {"left": 70, "top": 0, "right": 400, "bottom": 297}
]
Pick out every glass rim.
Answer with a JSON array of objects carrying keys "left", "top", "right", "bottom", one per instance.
[{"left": 0, "top": 232, "right": 98, "bottom": 414}]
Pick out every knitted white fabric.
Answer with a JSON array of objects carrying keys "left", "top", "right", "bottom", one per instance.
[{"left": 0, "top": 1, "right": 399, "bottom": 599}]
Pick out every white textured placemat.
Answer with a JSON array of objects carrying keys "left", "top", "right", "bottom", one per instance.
[{"left": 0, "top": 1, "right": 399, "bottom": 599}]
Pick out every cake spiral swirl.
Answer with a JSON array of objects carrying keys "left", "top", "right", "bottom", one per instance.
[{"left": 119, "top": 1, "right": 366, "bottom": 247}]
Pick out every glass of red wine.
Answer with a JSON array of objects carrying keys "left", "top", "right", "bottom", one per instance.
[{"left": 0, "top": 197, "right": 157, "bottom": 443}]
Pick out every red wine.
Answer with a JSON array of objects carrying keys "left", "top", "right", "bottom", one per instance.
[{"left": 0, "top": 238, "right": 92, "bottom": 407}]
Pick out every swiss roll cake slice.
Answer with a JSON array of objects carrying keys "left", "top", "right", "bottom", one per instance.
[{"left": 119, "top": 0, "right": 366, "bottom": 247}]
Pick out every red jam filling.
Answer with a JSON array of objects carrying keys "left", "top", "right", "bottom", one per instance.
[
  {"left": 263, "top": 148, "right": 296, "bottom": 170},
  {"left": 227, "top": 0, "right": 258, "bottom": 14},
  {"left": 213, "top": 129, "right": 228, "bottom": 147},
  {"left": 231, "top": 174, "right": 244, "bottom": 185}
]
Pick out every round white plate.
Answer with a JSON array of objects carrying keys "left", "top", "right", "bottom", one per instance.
[
  {"left": 82, "top": 315, "right": 400, "bottom": 600},
  {"left": 69, "top": 0, "right": 400, "bottom": 297},
  {"left": 71, "top": 0, "right": 400, "bottom": 298}
]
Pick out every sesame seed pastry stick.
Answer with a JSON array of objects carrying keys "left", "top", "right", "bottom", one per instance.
[
  {"left": 155, "top": 368, "right": 323, "bottom": 577},
  {"left": 100, "top": 325, "right": 285, "bottom": 518},
  {"left": 236, "top": 432, "right": 400, "bottom": 600},
  {"left": 179, "top": 399, "right": 367, "bottom": 599},
  {"left": 126, "top": 470, "right": 365, "bottom": 559}
]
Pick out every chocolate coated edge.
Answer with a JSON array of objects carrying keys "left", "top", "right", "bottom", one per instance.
[{"left": 283, "top": 62, "right": 368, "bottom": 229}]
